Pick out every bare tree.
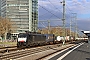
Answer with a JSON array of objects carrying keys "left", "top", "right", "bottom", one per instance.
[
  {"left": 38, "top": 26, "right": 76, "bottom": 37},
  {"left": 0, "top": 17, "right": 13, "bottom": 40}
]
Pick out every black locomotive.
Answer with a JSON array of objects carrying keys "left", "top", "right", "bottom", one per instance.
[{"left": 17, "top": 32, "right": 55, "bottom": 48}]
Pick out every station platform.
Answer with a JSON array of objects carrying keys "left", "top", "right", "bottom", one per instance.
[
  {"left": 49, "top": 43, "right": 90, "bottom": 60},
  {"left": 13, "top": 42, "right": 90, "bottom": 60},
  {"left": 62, "top": 43, "right": 90, "bottom": 60}
]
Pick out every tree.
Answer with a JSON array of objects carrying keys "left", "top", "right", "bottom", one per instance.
[
  {"left": 0, "top": 17, "right": 12, "bottom": 40},
  {"left": 38, "top": 26, "right": 77, "bottom": 37}
]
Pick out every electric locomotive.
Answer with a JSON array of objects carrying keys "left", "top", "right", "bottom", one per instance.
[
  {"left": 17, "top": 32, "right": 55, "bottom": 48},
  {"left": 17, "top": 32, "right": 46, "bottom": 48}
]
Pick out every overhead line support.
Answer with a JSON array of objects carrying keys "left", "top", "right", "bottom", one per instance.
[{"left": 62, "top": 0, "right": 66, "bottom": 45}]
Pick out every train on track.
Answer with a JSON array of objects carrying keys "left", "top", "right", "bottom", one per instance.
[
  {"left": 17, "top": 31, "right": 75, "bottom": 48},
  {"left": 17, "top": 31, "right": 55, "bottom": 48}
]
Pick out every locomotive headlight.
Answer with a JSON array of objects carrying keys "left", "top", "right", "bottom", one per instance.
[{"left": 18, "top": 38, "right": 27, "bottom": 42}]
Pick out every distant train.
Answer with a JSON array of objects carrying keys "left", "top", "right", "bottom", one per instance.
[{"left": 17, "top": 32, "right": 55, "bottom": 48}]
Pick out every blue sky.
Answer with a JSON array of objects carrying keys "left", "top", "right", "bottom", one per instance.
[{"left": 38, "top": 0, "right": 90, "bottom": 32}]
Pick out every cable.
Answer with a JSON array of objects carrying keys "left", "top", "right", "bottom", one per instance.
[
  {"left": 39, "top": 4, "right": 61, "bottom": 19},
  {"left": 47, "top": 0, "right": 62, "bottom": 13},
  {"left": 72, "top": 0, "right": 90, "bottom": 13}
]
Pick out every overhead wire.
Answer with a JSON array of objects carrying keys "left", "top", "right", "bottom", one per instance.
[
  {"left": 38, "top": 4, "right": 61, "bottom": 19},
  {"left": 38, "top": 3, "right": 62, "bottom": 30},
  {"left": 38, "top": 0, "right": 79, "bottom": 34},
  {"left": 63, "top": 1, "right": 80, "bottom": 36},
  {"left": 38, "top": 0, "right": 49, "bottom": 19},
  {"left": 39, "top": 0, "right": 71, "bottom": 27},
  {"left": 47, "top": 0, "right": 62, "bottom": 13},
  {"left": 46, "top": 0, "right": 63, "bottom": 20},
  {"left": 67, "top": 1, "right": 85, "bottom": 34},
  {"left": 47, "top": 0, "right": 71, "bottom": 28},
  {"left": 39, "top": 0, "right": 65, "bottom": 21},
  {"left": 72, "top": 0, "right": 90, "bottom": 13}
]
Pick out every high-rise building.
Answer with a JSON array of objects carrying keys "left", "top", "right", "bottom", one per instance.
[
  {"left": 0, "top": 0, "right": 38, "bottom": 33},
  {"left": 0, "top": 1, "right": 1, "bottom": 16}
]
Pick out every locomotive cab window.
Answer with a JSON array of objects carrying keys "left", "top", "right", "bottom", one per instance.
[{"left": 18, "top": 33, "right": 28, "bottom": 38}]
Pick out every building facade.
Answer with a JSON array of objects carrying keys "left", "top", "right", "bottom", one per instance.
[
  {"left": 0, "top": 0, "right": 38, "bottom": 33},
  {"left": 0, "top": 0, "right": 1, "bottom": 16}
]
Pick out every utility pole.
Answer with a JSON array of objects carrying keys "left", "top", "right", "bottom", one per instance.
[
  {"left": 39, "top": 20, "right": 61, "bottom": 34},
  {"left": 75, "top": 13, "right": 77, "bottom": 40},
  {"left": 70, "top": 17, "right": 72, "bottom": 37},
  {"left": 48, "top": 20, "right": 50, "bottom": 34},
  {"left": 70, "top": 14, "right": 73, "bottom": 37},
  {"left": 71, "top": 13, "right": 77, "bottom": 40},
  {"left": 62, "top": 0, "right": 66, "bottom": 45}
]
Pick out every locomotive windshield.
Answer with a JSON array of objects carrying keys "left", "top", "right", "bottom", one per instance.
[{"left": 18, "top": 33, "right": 28, "bottom": 38}]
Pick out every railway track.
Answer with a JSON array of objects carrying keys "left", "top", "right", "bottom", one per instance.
[
  {"left": 0, "top": 46, "right": 17, "bottom": 53},
  {"left": 0, "top": 40, "right": 85, "bottom": 60},
  {"left": 0, "top": 46, "right": 16, "bottom": 49},
  {"left": 0, "top": 40, "right": 71, "bottom": 53},
  {"left": 0, "top": 44, "right": 75, "bottom": 60}
]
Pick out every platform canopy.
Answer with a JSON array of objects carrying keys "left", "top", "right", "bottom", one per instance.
[
  {"left": 83, "top": 31, "right": 90, "bottom": 33},
  {"left": 81, "top": 31, "right": 90, "bottom": 36}
]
